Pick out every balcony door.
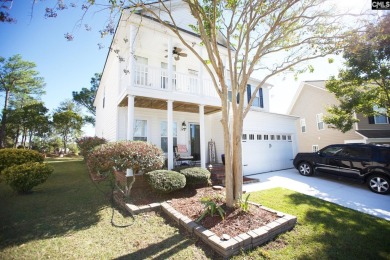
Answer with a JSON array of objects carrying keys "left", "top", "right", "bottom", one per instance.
[
  {"left": 161, "top": 62, "right": 176, "bottom": 89},
  {"left": 189, "top": 123, "right": 201, "bottom": 160}
]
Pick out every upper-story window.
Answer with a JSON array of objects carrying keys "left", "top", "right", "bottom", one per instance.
[
  {"left": 134, "top": 119, "right": 147, "bottom": 141},
  {"left": 316, "top": 113, "right": 324, "bottom": 130},
  {"left": 372, "top": 106, "right": 389, "bottom": 124},
  {"left": 300, "top": 118, "right": 306, "bottom": 133},
  {"left": 247, "top": 85, "right": 264, "bottom": 108},
  {"left": 188, "top": 69, "right": 198, "bottom": 90},
  {"left": 135, "top": 56, "right": 148, "bottom": 86},
  {"left": 161, "top": 62, "right": 176, "bottom": 89}
]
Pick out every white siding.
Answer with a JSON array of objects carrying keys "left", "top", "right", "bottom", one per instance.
[{"left": 94, "top": 55, "right": 120, "bottom": 141}]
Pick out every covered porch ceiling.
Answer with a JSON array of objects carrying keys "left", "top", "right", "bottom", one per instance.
[{"left": 119, "top": 96, "right": 221, "bottom": 115}]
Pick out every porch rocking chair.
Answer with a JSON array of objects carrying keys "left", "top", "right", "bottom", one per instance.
[{"left": 174, "top": 145, "right": 194, "bottom": 166}]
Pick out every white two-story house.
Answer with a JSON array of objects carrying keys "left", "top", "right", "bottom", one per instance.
[{"left": 94, "top": 1, "right": 298, "bottom": 175}]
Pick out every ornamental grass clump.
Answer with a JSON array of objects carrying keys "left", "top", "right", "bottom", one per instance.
[
  {"left": 144, "top": 170, "right": 186, "bottom": 193},
  {"left": 76, "top": 136, "right": 107, "bottom": 161},
  {"left": 87, "top": 141, "right": 165, "bottom": 196}
]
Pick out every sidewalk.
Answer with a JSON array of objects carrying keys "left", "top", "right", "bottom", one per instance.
[{"left": 243, "top": 169, "right": 390, "bottom": 221}]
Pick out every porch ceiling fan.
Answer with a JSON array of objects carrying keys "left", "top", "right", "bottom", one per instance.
[{"left": 165, "top": 47, "right": 188, "bottom": 61}]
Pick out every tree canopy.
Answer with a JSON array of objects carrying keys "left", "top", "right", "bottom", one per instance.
[
  {"left": 0, "top": 54, "right": 45, "bottom": 148},
  {"left": 72, "top": 73, "right": 101, "bottom": 125},
  {"left": 52, "top": 100, "right": 83, "bottom": 153},
  {"left": 324, "top": 13, "right": 390, "bottom": 132}
]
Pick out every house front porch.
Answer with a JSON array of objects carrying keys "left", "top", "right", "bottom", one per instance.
[{"left": 117, "top": 95, "right": 222, "bottom": 170}]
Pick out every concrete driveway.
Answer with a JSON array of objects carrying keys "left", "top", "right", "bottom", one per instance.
[{"left": 243, "top": 168, "right": 390, "bottom": 221}]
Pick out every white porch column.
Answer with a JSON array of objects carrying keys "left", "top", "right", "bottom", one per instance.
[
  {"left": 167, "top": 38, "right": 173, "bottom": 91},
  {"left": 199, "top": 104, "right": 206, "bottom": 168},
  {"left": 167, "top": 100, "right": 174, "bottom": 169},
  {"left": 128, "top": 24, "right": 137, "bottom": 89},
  {"left": 127, "top": 95, "right": 134, "bottom": 140}
]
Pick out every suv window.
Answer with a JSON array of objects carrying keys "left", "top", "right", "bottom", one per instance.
[
  {"left": 339, "top": 147, "right": 371, "bottom": 160},
  {"left": 321, "top": 146, "right": 343, "bottom": 156},
  {"left": 377, "top": 148, "right": 390, "bottom": 163}
]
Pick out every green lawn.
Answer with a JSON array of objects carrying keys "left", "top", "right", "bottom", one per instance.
[{"left": 1, "top": 159, "right": 389, "bottom": 259}]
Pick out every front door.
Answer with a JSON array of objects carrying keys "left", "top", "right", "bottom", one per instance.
[{"left": 190, "top": 123, "right": 201, "bottom": 160}]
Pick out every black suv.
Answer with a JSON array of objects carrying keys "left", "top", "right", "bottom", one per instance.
[{"left": 293, "top": 144, "right": 390, "bottom": 194}]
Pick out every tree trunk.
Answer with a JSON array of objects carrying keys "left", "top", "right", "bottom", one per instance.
[
  {"left": 63, "top": 134, "right": 67, "bottom": 154},
  {"left": 222, "top": 100, "right": 234, "bottom": 207},
  {"left": 13, "top": 126, "right": 20, "bottom": 148},
  {"left": 0, "top": 89, "right": 10, "bottom": 148},
  {"left": 28, "top": 129, "right": 33, "bottom": 149},
  {"left": 232, "top": 110, "right": 244, "bottom": 202},
  {"left": 22, "top": 127, "right": 27, "bottom": 148}
]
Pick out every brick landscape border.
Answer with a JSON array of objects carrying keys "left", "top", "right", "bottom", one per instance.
[{"left": 113, "top": 192, "right": 297, "bottom": 258}]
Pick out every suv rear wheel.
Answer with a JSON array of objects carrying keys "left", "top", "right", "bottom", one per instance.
[
  {"left": 298, "top": 162, "right": 313, "bottom": 176},
  {"left": 367, "top": 174, "right": 390, "bottom": 194}
]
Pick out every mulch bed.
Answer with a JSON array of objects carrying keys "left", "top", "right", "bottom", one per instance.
[{"left": 124, "top": 176, "right": 278, "bottom": 238}]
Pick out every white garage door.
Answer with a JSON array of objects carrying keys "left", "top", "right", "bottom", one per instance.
[{"left": 242, "top": 133, "right": 294, "bottom": 175}]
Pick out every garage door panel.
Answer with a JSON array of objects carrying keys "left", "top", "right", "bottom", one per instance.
[{"left": 242, "top": 134, "right": 293, "bottom": 175}]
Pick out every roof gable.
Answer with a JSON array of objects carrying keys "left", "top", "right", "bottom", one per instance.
[{"left": 287, "top": 80, "right": 328, "bottom": 114}]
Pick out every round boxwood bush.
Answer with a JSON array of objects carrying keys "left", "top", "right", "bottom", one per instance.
[
  {"left": 0, "top": 148, "right": 44, "bottom": 173},
  {"left": 179, "top": 167, "right": 211, "bottom": 187},
  {"left": 144, "top": 170, "right": 186, "bottom": 193},
  {"left": 2, "top": 162, "right": 54, "bottom": 193}
]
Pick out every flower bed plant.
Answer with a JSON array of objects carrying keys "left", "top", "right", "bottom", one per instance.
[
  {"left": 76, "top": 136, "right": 107, "bottom": 161},
  {"left": 144, "top": 170, "right": 186, "bottom": 193},
  {"left": 179, "top": 167, "right": 211, "bottom": 187},
  {"left": 87, "top": 141, "right": 165, "bottom": 196}
]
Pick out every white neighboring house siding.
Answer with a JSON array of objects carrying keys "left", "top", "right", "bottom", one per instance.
[{"left": 95, "top": 56, "right": 120, "bottom": 141}]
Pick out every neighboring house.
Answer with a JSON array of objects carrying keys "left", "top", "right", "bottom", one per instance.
[
  {"left": 94, "top": 1, "right": 298, "bottom": 175},
  {"left": 288, "top": 80, "right": 390, "bottom": 152}
]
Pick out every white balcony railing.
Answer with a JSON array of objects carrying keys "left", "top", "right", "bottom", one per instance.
[{"left": 133, "top": 63, "right": 219, "bottom": 98}]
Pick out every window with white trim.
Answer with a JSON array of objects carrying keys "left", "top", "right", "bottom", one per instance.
[
  {"left": 161, "top": 121, "right": 177, "bottom": 153},
  {"left": 312, "top": 145, "right": 319, "bottom": 152},
  {"left": 264, "top": 135, "right": 269, "bottom": 140},
  {"left": 316, "top": 113, "right": 324, "bottom": 130},
  {"left": 257, "top": 134, "right": 262, "bottom": 140},
  {"left": 135, "top": 56, "right": 148, "bottom": 86},
  {"left": 300, "top": 118, "right": 306, "bottom": 133},
  {"left": 373, "top": 106, "right": 389, "bottom": 124},
  {"left": 249, "top": 134, "right": 255, "bottom": 140},
  {"left": 134, "top": 120, "right": 147, "bottom": 141}
]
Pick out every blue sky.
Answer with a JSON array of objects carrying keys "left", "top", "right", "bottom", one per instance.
[{"left": 1, "top": 1, "right": 116, "bottom": 134}]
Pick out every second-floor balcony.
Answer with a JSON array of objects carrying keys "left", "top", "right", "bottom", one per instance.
[{"left": 128, "top": 63, "right": 219, "bottom": 99}]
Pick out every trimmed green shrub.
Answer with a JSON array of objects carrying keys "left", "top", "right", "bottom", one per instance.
[
  {"left": 144, "top": 170, "right": 186, "bottom": 193},
  {"left": 180, "top": 167, "right": 211, "bottom": 187},
  {"left": 0, "top": 148, "right": 44, "bottom": 173},
  {"left": 2, "top": 162, "right": 54, "bottom": 193},
  {"left": 87, "top": 141, "right": 164, "bottom": 176},
  {"left": 76, "top": 136, "right": 107, "bottom": 160}
]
